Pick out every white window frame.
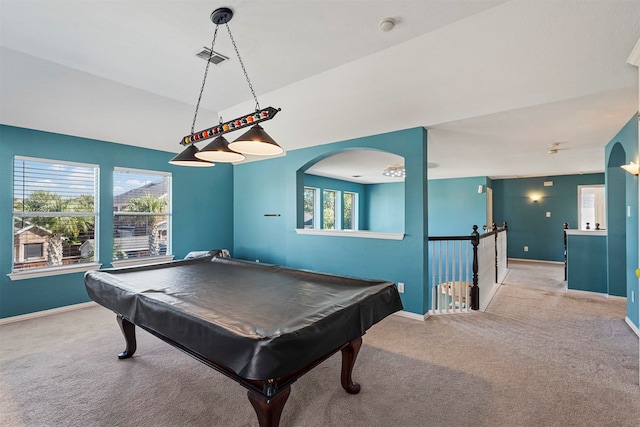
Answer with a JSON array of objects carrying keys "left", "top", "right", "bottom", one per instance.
[
  {"left": 303, "top": 187, "right": 320, "bottom": 229},
  {"left": 112, "top": 167, "right": 173, "bottom": 267},
  {"left": 577, "top": 185, "right": 606, "bottom": 230},
  {"left": 342, "top": 191, "right": 358, "bottom": 230},
  {"left": 9, "top": 156, "right": 101, "bottom": 280},
  {"left": 323, "top": 189, "right": 341, "bottom": 230}
]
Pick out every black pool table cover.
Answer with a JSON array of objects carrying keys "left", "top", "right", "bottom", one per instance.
[{"left": 84, "top": 256, "right": 403, "bottom": 380}]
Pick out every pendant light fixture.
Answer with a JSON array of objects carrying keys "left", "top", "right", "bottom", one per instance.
[
  {"left": 196, "top": 135, "right": 245, "bottom": 163},
  {"left": 229, "top": 124, "right": 284, "bottom": 156},
  {"left": 169, "top": 144, "right": 215, "bottom": 167},
  {"left": 170, "top": 7, "right": 283, "bottom": 166},
  {"left": 382, "top": 163, "right": 406, "bottom": 178}
]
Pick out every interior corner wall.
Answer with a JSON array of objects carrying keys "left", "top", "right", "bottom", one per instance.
[
  {"left": 365, "top": 182, "right": 404, "bottom": 233},
  {"left": 605, "top": 114, "right": 639, "bottom": 323},
  {"left": 492, "top": 174, "right": 605, "bottom": 262},
  {"left": 233, "top": 127, "right": 429, "bottom": 315},
  {"left": 0, "top": 125, "right": 234, "bottom": 319},
  {"left": 428, "top": 177, "right": 489, "bottom": 236}
]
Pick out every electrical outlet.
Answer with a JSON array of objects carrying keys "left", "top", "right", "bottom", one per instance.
[
  {"left": 255, "top": 259, "right": 260, "bottom": 263},
  {"left": 397, "top": 282, "right": 405, "bottom": 293},
  {"left": 524, "top": 246, "right": 529, "bottom": 252},
  {"left": 546, "top": 211, "right": 551, "bottom": 218}
]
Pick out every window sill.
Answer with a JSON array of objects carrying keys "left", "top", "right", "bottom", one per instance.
[
  {"left": 8, "top": 262, "right": 103, "bottom": 281},
  {"left": 295, "top": 229, "right": 404, "bottom": 240},
  {"left": 111, "top": 255, "right": 175, "bottom": 268},
  {"left": 565, "top": 230, "right": 607, "bottom": 236}
]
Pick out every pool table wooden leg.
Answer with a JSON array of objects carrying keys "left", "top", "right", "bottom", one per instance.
[
  {"left": 116, "top": 315, "right": 137, "bottom": 359},
  {"left": 247, "top": 386, "right": 291, "bottom": 427},
  {"left": 340, "top": 336, "right": 362, "bottom": 394}
]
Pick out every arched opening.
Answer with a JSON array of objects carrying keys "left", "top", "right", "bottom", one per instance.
[{"left": 296, "top": 149, "right": 405, "bottom": 234}]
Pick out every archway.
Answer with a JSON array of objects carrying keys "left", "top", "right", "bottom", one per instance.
[{"left": 296, "top": 148, "right": 405, "bottom": 233}]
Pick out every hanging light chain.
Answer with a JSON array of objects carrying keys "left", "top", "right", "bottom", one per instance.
[
  {"left": 191, "top": 25, "right": 220, "bottom": 135},
  {"left": 225, "top": 23, "right": 260, "bottom": 111}
]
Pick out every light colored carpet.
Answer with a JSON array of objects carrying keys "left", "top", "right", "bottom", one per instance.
[
  {"left": 502, "top": 260, "right": 567, "bottom": 291},
  {"left": 1, "top": 262, "right": 638, "bottom": 426}
]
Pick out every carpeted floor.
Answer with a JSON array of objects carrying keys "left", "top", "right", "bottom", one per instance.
[
  {"left": 502, "top": 259, "right": 567, "bottom": 292},
  {"left": 1, "top": 261, "right": 638, "bottom": 426}
]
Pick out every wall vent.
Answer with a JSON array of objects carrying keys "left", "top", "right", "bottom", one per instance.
[{"left": 195, "top": 47, "right": 229, "bottom": 65}]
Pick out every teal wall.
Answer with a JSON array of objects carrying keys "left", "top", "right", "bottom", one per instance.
[
  {"left": 365, "top": 182, "right": 404, "bottom": 233},
  {"left": 567, "top": 234, "right": 608, "bottom": 293},
  {"left": 428, "top": 177, "right": 489, "bottom": 236},
  {"left": 604, "top": 114, "right": 639, "bottom": 324},
  {"left": 492, "top": 174, "right": 605, "bottom": 262},
  {"left": 233, "top": 128, "right": 429, "bottom": 315},
  {"left": 4, "top": 118, "right": 635, "bottom": 324},
  {"left": 0, "top": 125, "right": 234, "bottom": 318}
]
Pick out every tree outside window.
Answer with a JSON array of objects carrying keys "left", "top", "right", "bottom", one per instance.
[
  {"left": 12, "top": 157, "right": 97, "bottom": 271},
  {"left": 343, "top": 192, "right": 355, "bottom": 230},
  {"left": 323, "top": 190, "right": 336, "bottom": 230},
  {"left": 303, "top": 187, "right": 316, "bottom": 229},
  {"left": 113, "top": 169, "right": 171, "bottom": 260}
]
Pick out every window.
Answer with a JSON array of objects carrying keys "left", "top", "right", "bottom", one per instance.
[
  {"left": 113, "top": 168, "right": 171, "bottom": 261},
  {"left": 12, "top": 156, "right": 98, "bottom": 272},
  {"left": 578, "top": 185, "right": 606, "bottom": 230},
  {"left": 24, "top": 243, "right": 44, "bottom": 260},
  {"left": 343, "top": 191, "right": 357, "bottom": 230},
  {"left": 311, "top": 188, "right": 357, "bottom": 231},
  {"left": 323, "top": 190, "right": 337, "bottom": 230},
  {"left": 303, "top": 187, "right": 319, "bottom": 229}
]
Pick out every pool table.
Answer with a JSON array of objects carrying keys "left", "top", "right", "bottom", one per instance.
[{"left": 84, "top": 254, "right": 403, "bottom": 427}]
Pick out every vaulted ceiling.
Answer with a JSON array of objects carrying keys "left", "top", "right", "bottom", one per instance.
[{"left": 1, "top": 1, "right": 638, "bottom": 180}]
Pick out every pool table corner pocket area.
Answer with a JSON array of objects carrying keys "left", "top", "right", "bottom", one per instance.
[{"left": 84, "top": 255, "right": 403, "bottom": 427}]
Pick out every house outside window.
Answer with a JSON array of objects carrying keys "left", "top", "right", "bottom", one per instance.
[
  {"left": 113, "top": 168, "right": 171, "bottom": 261},
  {"left": 12, "top": 156, "right": 98, "bottom": 272}
]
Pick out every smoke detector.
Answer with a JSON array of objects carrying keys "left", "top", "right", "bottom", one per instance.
[{"left": 379, "top": 18, "right": 395, "bottom": 32}]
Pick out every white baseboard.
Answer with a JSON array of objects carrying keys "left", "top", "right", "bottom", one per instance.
[
  {"left": 394, "top": 310, "right": 429, "bottom": 321},
  {"left": 565, "top": 288, "right": 626, "bottom": 300},
  {"left": 625, "top": 316, "right": 640, "bottom": 337},
  {"left": 0, "top": 301, "right": 98, "bottom": 326},
  {"left": 508, "top": 258, "right": 564, "bottom": 265}
]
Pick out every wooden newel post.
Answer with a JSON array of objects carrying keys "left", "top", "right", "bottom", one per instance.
[
  {"left": 503, "top": 221, "right": 509, "bottom": 268},
  {"left": 470, "top": 225, "right": 480, "bottom": 310},
  {"left": 493, "top": 222, "right": 498, "bottom": 283},
  {"left": 563, "top": 222, "right": 569, "bottom": 281}
]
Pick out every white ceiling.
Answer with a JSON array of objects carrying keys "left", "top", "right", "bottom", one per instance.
[{"left": 1, "top": 1, "right": 638, "bottom": 180}]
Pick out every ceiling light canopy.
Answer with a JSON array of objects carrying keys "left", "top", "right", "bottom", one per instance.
[
  {"left": 170, "top": 7, "right": 283, "bottom": 167},
  {"left": 382, "top": 163, "right": 405, "bottom": 178}
]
